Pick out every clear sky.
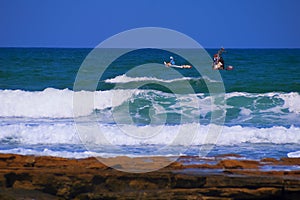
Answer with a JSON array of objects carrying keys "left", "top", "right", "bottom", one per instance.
[{"left": 1, "top": 0, "right": 299, "bottom": 48}]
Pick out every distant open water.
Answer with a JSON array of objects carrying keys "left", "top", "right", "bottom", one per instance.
[{"left": 0, "top": 48, "right": 300, "bottom": 160}]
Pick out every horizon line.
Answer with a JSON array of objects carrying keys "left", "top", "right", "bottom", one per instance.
[{"left": 0, "top": 46, "right": 299, "bottom": 49}]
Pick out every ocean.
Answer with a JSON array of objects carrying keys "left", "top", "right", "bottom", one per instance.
[{"left": 0, "top": 48, "right": 300, "bottom": 162}]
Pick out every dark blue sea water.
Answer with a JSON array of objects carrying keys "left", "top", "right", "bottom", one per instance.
[
  {"left": 0, "top": 48, "right": 300, "bottom": 161},
  {"left": 1, "top": 48, "right": 300, "bottom": 93}
]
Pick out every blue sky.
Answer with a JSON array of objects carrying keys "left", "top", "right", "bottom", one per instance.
[{"left": 1, "top": 0, "right": 299, "bottom": 48}]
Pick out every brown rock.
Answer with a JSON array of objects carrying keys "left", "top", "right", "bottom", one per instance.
[
  {"left": 0, "top": 188, "right": 61, "bottom": 200},
  {"left": 34, "top": 156, "right": 76, "bottom": 168},
  {"left": 218, "top": 159, "right": 259, "bottom": 169},
  {"left": 0, "top": 153, "right": 300, "bottom": 199},
  {"left": 205, "top": 175, "right": 284, "bottom": 188},
  {"left": 0, "top": 160, "right": 7, "bottom": 168},
  {"left": 129, "top": 179, "right": 158, "bottom": 190},
  {"left": 185, "top": 163, "right": 221, "bottom": 169},
  {"left": 171, "top": 174, "right": 206, "bottom": 188},
  {"left": 78, "top": 157, "right": 108, "bottom": 169},
  {"left": 280, "top": 157, "right": 300, "bottom": 165},
  {"left": 260, "top": 157, "right": 278, "bottom": 163},
  {"left": 215, "top": 187, "right": 282, "bottom": 199},
  {"left": 4, "top": 154, "right": 37, "bottom": 168},
  {"left": 13, "top": 180, "right": 35, "bottom": 190},
  {"left": 166, "top": 161, "right": 184, "bottom": 169},
  {"left": 0, "top": 154, "right": 16, "bottom": 161}
]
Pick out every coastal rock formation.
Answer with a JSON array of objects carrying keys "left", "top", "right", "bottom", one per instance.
[{"left": 0, "top": 154, "right": 300, "bottom": 199}]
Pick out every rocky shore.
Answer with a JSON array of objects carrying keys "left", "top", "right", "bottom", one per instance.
[{"left": 0, "top": 153, "right": 300, "bottom": 199}]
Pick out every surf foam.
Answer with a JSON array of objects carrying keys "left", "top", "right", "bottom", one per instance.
[
  {"left": 104, "top": 74, "right": 221, "bottom": 84},
  {"left": 287, "top": 151, "right": 300, "bottom": 158},
  {"left": 1, "top": 122, "right": 299, "bottom": 146},
  {"left": 105, "top": 74, "right": 193, "bottom": 83},
  {"left": 0, "top": 88, "right": 133, "bottom": 118}
]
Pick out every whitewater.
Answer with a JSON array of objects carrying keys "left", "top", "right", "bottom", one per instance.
[
  {"left": 0, "top": 87, "right": 300, "bottom": 159},
  {"left": 1, "top": 48, "right": 300, "bottom": 159}
]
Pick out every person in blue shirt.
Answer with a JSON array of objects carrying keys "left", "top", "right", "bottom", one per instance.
[
  {"left": 165, "top": 56, "right": 175, "bottom": 67},
  {"left": 169, "top": 56, "right": 175, "bottom": 65},
  {"left": 164, "top": 56, "right": 192, "bottom": 68}
]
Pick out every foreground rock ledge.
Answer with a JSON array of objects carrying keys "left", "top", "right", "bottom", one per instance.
[{"left": 0, "top": 154, "right": 300, "bottom": 200}]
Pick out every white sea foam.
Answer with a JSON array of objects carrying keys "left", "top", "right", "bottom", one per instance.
[
  {"left": 0, "top": 122, "right": 80, "bottom": 144},
  {"left": 215, "top": 125, "right": 300, "bottom": 145},
  {"left": 0, "top": 147, "right": 183, "bottom": 159},
  {"left": 287, "top": 151, "right": 300, "bottom": 158},
  {"left": 279, "top": 92, "right": 300, "bottom": 114},
  {"left": 105, "top": 74, "right": 193, "bottom": 83},
  {"left": 0, "top": 89, "right": 299, "bottom": 123},
  {"left": 0, "top": 148, "right": 103, "bottom": 159},
  {"left": 105, "top": 74, "right": 222, "bottom": 84},
  {"left": 0, "top": 88, "right": 74, "bottom": 118},
  {"left": 0, "top": 88, "right": 211, "bottom": 119},
  {"left": 225, "top": 91, "right": 300, "bottom": 114},
  {"left": 0, "top": 122, "right": 299, "bottom": 146},
  {"left": 0, "top": 88, "right": 134, "bottom": 118},
  {"left": 239, "top": 108, "right": 252, "bottom": 116}
]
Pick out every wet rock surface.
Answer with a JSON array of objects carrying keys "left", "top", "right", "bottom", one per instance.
[{"left": 0, "top": 153, "right": 300, "bottom": 199}]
